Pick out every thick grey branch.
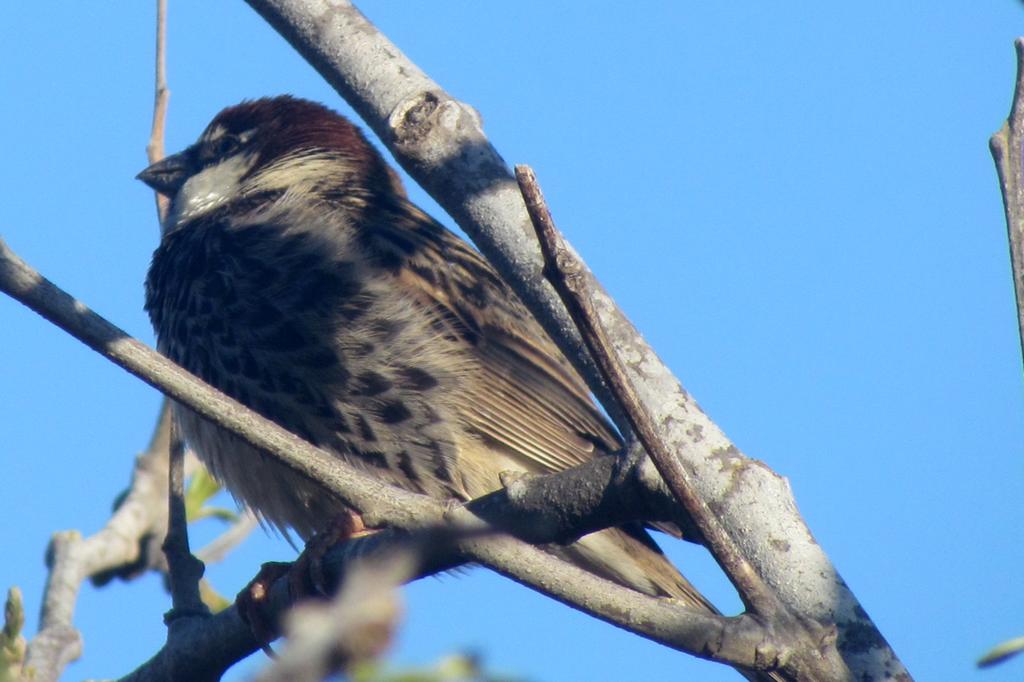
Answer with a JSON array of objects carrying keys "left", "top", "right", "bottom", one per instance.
[
  {"left": 519, "top": 165, "right": 848, "bottom": 682},
  {"left": 240, "top": 1, "right": 906, "bottom": 679}
]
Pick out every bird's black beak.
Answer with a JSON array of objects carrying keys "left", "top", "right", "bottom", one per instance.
[{"left": 137, "top": 150, "right": 193, "bottom": 197}]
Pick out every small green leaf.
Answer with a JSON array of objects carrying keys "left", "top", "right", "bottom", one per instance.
[
  {"left": 199, "top": 579, "right": 232, "bottom": 613},
  {"left": 185, "top": 468, "right": 223, "bottom": 521},
  {"left": 350, "top": 654, "right": 524, "bottom": 682},
  {"left": 979, "top": 635, "right": 1024, "bottom": 667},
  {"left": 191, "top": 507, "right": 239, "bottom": 524}
]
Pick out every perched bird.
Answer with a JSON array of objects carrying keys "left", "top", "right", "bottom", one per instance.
[{"left": 140, "top": 96, "right": 709, "bottom": 610}]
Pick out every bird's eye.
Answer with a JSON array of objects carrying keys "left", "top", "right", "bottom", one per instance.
[
  {"left": 212, "top": 134, "right": 241, "bottom": 158},
  {"left": 197, "top": 134, "right": 242, "bottom": 165}
]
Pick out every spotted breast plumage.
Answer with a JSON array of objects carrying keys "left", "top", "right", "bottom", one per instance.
[{"left": 140, "top": 95, "right": 712, "bottom": 611}]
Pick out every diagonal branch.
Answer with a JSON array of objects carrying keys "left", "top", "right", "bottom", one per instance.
[
  {"left": 516, "top": 165, "right": 774, "bottom": 614},
  {"left": 0, "top": 238, "right": 431, "bottom": 522},
  {"left": 0, "top": 239, "right": 782, "bottom": 679},
  {"left": 240, "top": 1, "right": 904, "bottom": 679},
  {"left": 517, "top": 165, "right": 847, "bottom": 682}
]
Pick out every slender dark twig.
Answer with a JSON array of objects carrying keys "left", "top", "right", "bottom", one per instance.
[
  {"left": 515, "top": 166, "right": 855, "bottom": 682},
  {"left": 515, "top": 165, "right": 776, "bottom": 615},
  {"left": 162, "top": 423, "right": 209, "bottom": 622},
  {"left": 142, "top": 0, "right": 209, "bottom": 629}
]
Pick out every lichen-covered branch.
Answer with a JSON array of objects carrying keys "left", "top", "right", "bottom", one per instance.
[
  {"left": 239, "top": 1, "right": 906, "bottom": 679},
  {"left": 518, "top": 165, "right": 848, "bottom": 682}
]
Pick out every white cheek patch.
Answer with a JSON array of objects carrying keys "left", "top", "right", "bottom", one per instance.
[{"left": 165, "top": 153, "right": 255, "bottom": 232}]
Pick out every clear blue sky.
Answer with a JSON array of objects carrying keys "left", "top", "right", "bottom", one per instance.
[{"left": 1, "top": 3, "right": 1021, "bottom": 681}]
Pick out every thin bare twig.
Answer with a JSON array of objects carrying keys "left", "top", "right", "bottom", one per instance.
[
  {"left": 515, "top": 166, "right": 774, "bottom": 612},
  {"left": 515, "top": 166, "right": 831, "bottom": 682},
  {"left": 162, "top": 424, "right": 209, "bottom": 622},
  {"left": 123, "top": 522, "right": 777, "bottom": 682},
  {"left": 21, "top": 7, "right": 178, "bottom": 667},
  {"left": 142, "top": 0, "right": 212, "bottom": 627},
  {"left": 146, "top": 0, "right": 170, "bottom": 220},
  {"left": 990, "top": 37, "right": 1024, "bottom": 367}
]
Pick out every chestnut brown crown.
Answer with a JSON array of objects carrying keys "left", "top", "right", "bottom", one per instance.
[{"left": 137, "top": 96, "right": 397, "bottom": 212}]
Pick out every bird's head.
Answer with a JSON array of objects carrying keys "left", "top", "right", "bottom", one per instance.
[{"left": 138, "top": 96, "right": 400, "bottom": 231}]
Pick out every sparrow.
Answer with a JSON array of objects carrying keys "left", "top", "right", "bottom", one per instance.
[{"left": 140, "top": 96, "right": 711, "bottom": 612}]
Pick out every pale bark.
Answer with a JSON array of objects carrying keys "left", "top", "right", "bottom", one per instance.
[{"left": 242, "top": 1, "right": 905, "bottom": 679}]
